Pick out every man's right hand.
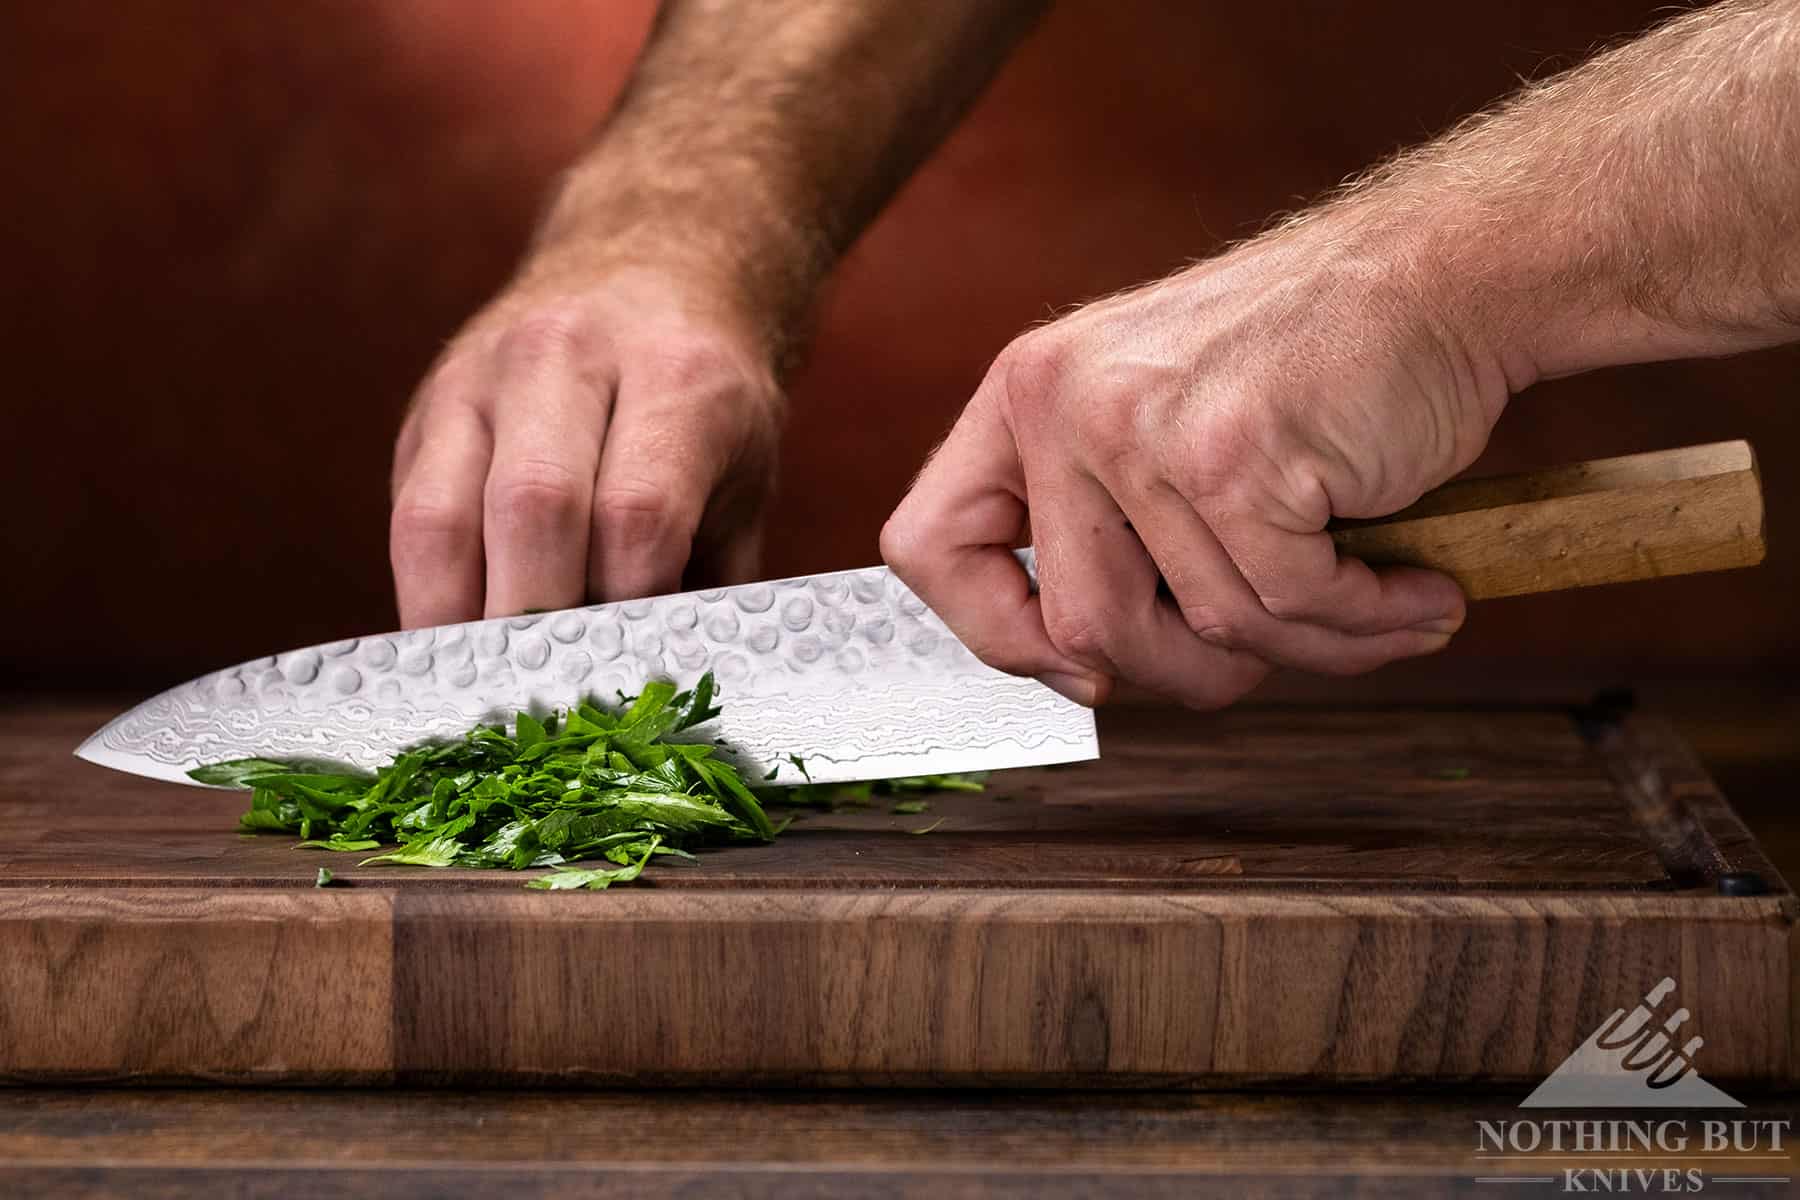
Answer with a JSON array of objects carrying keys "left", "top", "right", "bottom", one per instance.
[{"left": 389, "top": 254, "right": 782, "bottom": 628}]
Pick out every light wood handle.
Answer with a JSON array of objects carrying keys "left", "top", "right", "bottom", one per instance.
[{"left": 1327, "top": 440, "right": 1765, "bottom": 599}]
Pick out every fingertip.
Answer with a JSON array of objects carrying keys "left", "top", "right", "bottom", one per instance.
[
  {"left": 1398, "top": 566, "right": 1466, "bottom": 637},
  {"left": 1420, "top": 631, "right": 1456, "bottom": 654},
  {"left": 1039, "top": 670, "right": 1112, "bottom": 707},
  {"left": 595, "top": 559, "right": 687, "bottom": 603},
  {"left": 1322, "top": 560, "right": 1467, "bottom": 639},
  {"left": 1423, "top": 574, "right": 1467, "bottom": 628}
]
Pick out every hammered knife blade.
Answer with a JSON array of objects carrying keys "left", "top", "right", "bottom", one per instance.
[{"left": 75, "top": 551, "right": 1097, "bottom": 787}]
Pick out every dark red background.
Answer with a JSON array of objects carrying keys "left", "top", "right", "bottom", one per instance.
[{"left": 3, "top": 0, "right": 1793, "bottom": 693}]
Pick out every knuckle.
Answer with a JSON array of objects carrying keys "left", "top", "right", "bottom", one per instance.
[
  {"left": 1078, "top": 387, "right": 1138, "bottom": 464},
  {"left": 640, "top": 337, "right": 760, "bottom": 400},
  {"left": 1042, "top": 604, "right": 1109, "bottom": 665},
  {"left": 1172, "top": 390, "right": 1287, "bottom": 499},
  {"left": 497, "top": 306, "right": 587, "bottom": 364},
  {"left": 1005, "top": 333, "right": 1139, "bottom": 466},
  {"left": 1180, "top": 602, "right": 1247, "bottom": 650},
  {"left": 1258, "top": 593, "right": 1313, "bottom": 622},
  {"left": 1173, "top": 431, "right": 1242, "bottom": 508},
  {"left": 413, "top": 344, "right": 474, "bottom": 400},
  {"left": 985, "top": 333, "right": 1069, "bottom": 419},
  {"left": 486, "top": 458, "right": 588, "bottom": 530},
  {"left": 390, "top": 495, "right": 476, "bottom": 559},
  {"left": 593, "top": 482, "right": 685, "bottom": 551},
  {"left": 877, "top": 511, "right": 929, "bottom": 576}
]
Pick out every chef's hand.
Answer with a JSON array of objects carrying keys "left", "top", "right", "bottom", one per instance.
[
  {"left": 386, "top": 0, "right": 1051, "bottom": 630},
  {"left": 882, "top": 220, "right": 1508, "bottom": 708},
  {"left": 390, "top": 254, "right": 781, "bottom": 627},
  {"left": 886, "top": 0, "right": 1800, "bottom": 708}
]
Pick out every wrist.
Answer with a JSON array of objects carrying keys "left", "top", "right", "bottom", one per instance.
[
  {"left": 1275, "top": 195, "right": 1520, "bottom": 422},
  {"left": 529, "top": 145, "right": 832, "bottom": 364},
  {"left": 1365, "top": 181, "right": 1780, "bottom": 389}
]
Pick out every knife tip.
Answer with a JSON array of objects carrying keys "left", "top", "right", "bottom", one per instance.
[
  {"left": 71, "top": 730, "right": 207, "bottom": 787},
  {"left": 72, "top": 730, "right": 107, "bottom": 767}
]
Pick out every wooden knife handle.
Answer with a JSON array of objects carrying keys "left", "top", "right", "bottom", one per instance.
[{"left": 1327, "top": 440, "right": 1765, "bottom": 600}]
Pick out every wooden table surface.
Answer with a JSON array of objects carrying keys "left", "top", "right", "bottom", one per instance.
[
  {"left": 1, "top": 1087, "right": 1795, "bottom": 1198},
  {"left": 3, "top": 683, "right": 1796, "bottom": 1196}
]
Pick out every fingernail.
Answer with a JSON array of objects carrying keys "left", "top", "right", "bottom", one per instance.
[
  {"left": 1412, "top": 614, "right": 1465, "bottom": 635},
  {"left": 1040, "top": 671, "right": 1103, "bottom": 707}
]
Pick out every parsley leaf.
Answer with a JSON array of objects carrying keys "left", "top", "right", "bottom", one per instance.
[
  {"left": 526, "top": 836, "right": 661, "bottom": 890},
  {"left": 773, "top": 773, "right": 985, "bottom": 812},
  {"left": 198, "top": 671, "right": 986, "bottom": 891}
]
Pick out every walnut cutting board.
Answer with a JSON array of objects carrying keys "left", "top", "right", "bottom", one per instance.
[{"left": 0, "top": 699, "right": 1791, "bottom": 1087}]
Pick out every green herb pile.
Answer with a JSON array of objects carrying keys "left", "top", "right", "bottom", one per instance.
[
  {"left": 780, "top": 772, "right": 983, "bottom": 812},
  {"left": 193, "top": 673, "right": 776, "bottom": 890},
  {"left": 197, "top": 673, "right": 983, "bottom": 890}
]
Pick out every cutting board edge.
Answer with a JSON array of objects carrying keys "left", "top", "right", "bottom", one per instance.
[{"left": 1, "top": 883, "right": 1788, "bottom": 1087}]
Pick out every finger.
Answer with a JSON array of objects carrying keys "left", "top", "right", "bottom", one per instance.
[
  {"left": 682, "top": 405, "right": 777, "bottom": 592},
  {"left": 1117, "top": 479, "right": 1458, "bottom": 676},
  {"left": 1030, "top": 466, "right": 1270, "bottom": 709},
  {"left": 686, "top": 518, "right": 764, "bottom": 591},
  {"left": 881, "top": 391, "right": 1114, "bottom": 706},
  {"left": 391, "top": 409, "right": 424, "bottom": 496},
  {"left": 589, "top": 358, "right": 752, "bottom": 601},
  {"left": 481, "top": 320, "right": 611, "bottom": 617},
  {"left": 390, "top": 392, "right": 492, "bottom": 629},
  {"left": 1208, "top": 510, "right": 1466, "bottom": 636}
]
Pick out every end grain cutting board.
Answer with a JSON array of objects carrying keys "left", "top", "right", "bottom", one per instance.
[{"left": 0, "top": 696, "right": 1791, "bottom": 1088}]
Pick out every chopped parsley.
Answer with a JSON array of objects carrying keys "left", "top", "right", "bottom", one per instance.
[{"left": 194, "top": 672, "right": 981, "bottom": 891}]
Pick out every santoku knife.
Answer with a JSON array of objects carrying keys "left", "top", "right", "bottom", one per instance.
[{"left": 77, "top": 441, "right": 1763, "bottom": 788}]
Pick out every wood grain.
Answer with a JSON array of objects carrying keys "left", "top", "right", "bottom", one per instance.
[
  {"left": 2, "top": 1088, "right": 1794, "bottom": 1200},
  {"left": 0, "top": 890, "right": 392, "bottom": 1083},
  {"left": 0, "top": 698, "right": 1792, "bottom": 1086},
  {"left": 0, "top": 706, "right": 1681, "bottom": 888},
  {"left": 1331, "top": 441, "right": 1766, "bottom": 598},
  {"left": 387, "top": 889, "right": 1788, "bottom": 1086}
]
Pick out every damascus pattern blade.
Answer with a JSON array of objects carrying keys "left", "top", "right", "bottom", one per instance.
[{"left": 76, "top": 555, "right": 1098, "bottom": 787}]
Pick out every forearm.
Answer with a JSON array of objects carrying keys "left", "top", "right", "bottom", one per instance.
[
  {"left": 534, "top": 0, "right": 1046, "bottom": 359},
  {"left": 1309, "top": 0, "right": 1800, "bottom": 391}
]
